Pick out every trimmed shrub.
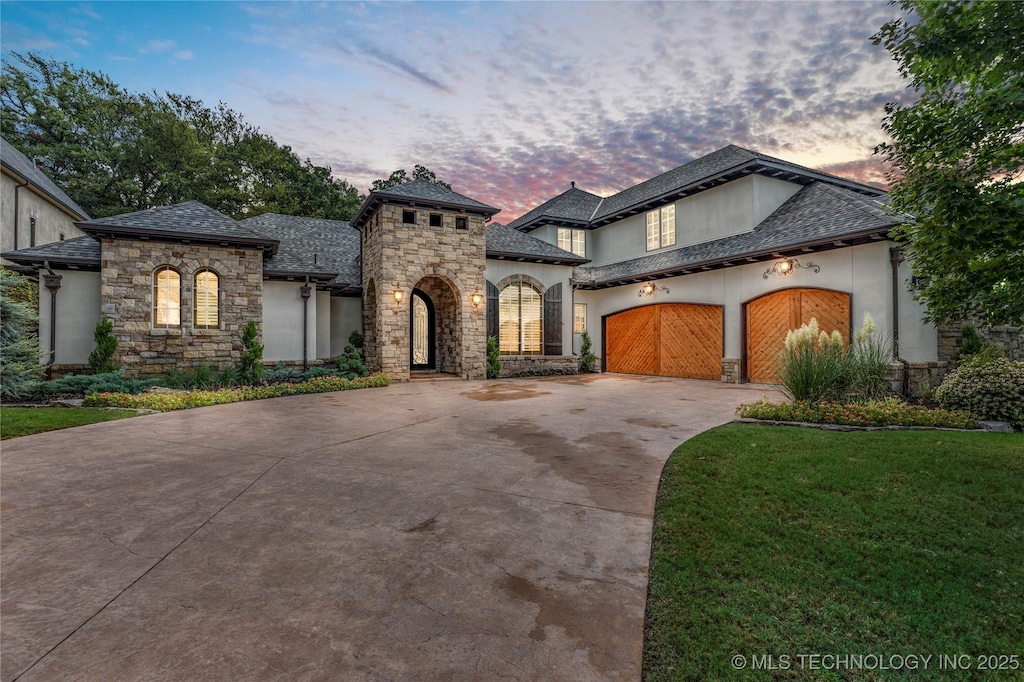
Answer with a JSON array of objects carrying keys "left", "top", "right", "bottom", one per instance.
[
  {"left": 88, "top": 315, "right": 118, "bottom": 374},
  {"left": 237, "top": 320, "right": 264, "bottom": 385},
  {"left": 486, "top": 336, "right": 501, "bottom": 379},
  {"left": 935, "top": 356, "right": 1024, "bottom": 426},
  {"left": 1, "top": 269, "right": 43, "bottom": 400},
  {"left": 336, "top": 344, "right": 368, "bottom": 379},
  {"left": 20, "top": 371, "right": 160, "bottom": 400},
  {"left": 578, "top": 330, "right": 597, "bottom": 373},
  {"left": 348, "top": 330, "right": 364, "bottom": 351},
  {"left": 738, "top": 399, "right": 978, "bottom": 429}
]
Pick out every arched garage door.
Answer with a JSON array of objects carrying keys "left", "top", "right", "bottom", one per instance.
[
  {"left": 745, "top": 288, "right": 851, "bottom": 383},
  {"left": 605, "top": 304, "right": 723, "bottom": 380}
]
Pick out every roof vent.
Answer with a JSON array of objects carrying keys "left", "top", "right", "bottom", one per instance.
[{"left": 571, "top": 181, "right": 576, "bottom": 189}]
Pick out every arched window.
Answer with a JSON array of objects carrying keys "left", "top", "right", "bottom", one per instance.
[
  {"left": 153, "top": 267, "right": 181, "bottom": 328},
  {"left": 499, "top": 281, "right": 543, "bottom": 355},
  {"left": 194, "top": 270, "right": 220, "bottom": 329}
]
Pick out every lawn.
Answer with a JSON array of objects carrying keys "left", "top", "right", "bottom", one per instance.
[
  {"left": 644, "top": 424, "right": 1024, "bottom": 681},
  {"left": 0, "top": 407, "right": 139, "bottom": 439}
]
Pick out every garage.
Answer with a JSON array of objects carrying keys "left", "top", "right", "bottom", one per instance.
[
  {"left": 745, "top": 288, "right": 851, "bottom": 383},
  {"left": 605, "top": 303, "right": 723, "bottom": 380}
]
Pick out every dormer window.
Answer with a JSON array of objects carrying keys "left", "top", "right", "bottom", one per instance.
[
  {"left": 557, "top": 228, "right": 586, "bottom": 257},
  {"left": 646, "top": 205, "right": 676, "bottom": 251}
]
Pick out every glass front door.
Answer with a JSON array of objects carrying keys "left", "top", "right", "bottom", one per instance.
[{"left": 410, "top": 290, "right": 435, "bottom": 369}]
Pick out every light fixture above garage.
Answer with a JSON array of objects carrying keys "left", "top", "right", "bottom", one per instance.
[
  {"left": 638, "top": 281, "right": 670, "bottom": 297},
  {"left": 763, "top": 258, "right": 819, "bottom": 279}
]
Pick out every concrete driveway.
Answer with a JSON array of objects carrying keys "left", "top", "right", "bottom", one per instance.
[{"left": 1, "top": 374, "right": 775, "bottom": 681}]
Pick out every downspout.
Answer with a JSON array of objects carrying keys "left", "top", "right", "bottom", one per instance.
[
  {"left": 13, "top": 179, "right": 30, "bottom": 251},
  {"left": 42, "top": 261, "right": 63, "bottom": 380},
  {"left": 889, "top": 246, "right": 910, "bottom": 395},
  {"left": 300, "top": 276, "right": 312, "bottom": 371}
]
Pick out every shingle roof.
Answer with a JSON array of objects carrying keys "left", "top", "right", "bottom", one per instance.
[
  {"left": 485, "top": 223, "right": 589, "bottom": 265},
  {"left": 1, "top": 137, "right": 91, "bottom": 220},
  {"left": 1, "top": 235, "right": 101, "bottom": 268},
  {"left": 574, "top": 182, "right": 898, "bottom": 287},
  {"left": 77, "top": 201, "right": 278, "bottom": 252},
  {"left": 506, "top": 187, "right": 603, "bottom": 231},
  {"left": 350, "top": 180, "right": 499, "bottom": 230},
  {"left": 241, "top": 214, "right": 360, "bottom": 286}
]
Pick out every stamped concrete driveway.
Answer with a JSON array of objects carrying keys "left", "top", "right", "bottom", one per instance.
[{"left": 2, "top": 374, "right": 775, "bottom": 681}]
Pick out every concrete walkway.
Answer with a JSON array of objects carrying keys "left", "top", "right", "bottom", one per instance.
[{"left": 1, "top": 374, "right": 777, "bottom": 681}]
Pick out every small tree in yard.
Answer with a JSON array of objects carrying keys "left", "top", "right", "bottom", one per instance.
[
  {"left": 1, "top": 269, "right": 43, "bottom": 400},
  {"left": 486, "top": 336, "right": 501, "bottom": 379},
  {"left": 88, "top": 315, "right": 118, "bottom": 373},
  {"left": 237, "top": 320, "right": 264, "bottom": 385},
  {"left": 335, "top": 345, "right": 368, "bottom": 379},
  {"left": 578, "top": 330, "right": 597, "bottom": 373}
]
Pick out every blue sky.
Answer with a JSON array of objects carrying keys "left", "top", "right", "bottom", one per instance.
[{"left": 1, "top": 1, "right": 909, "bottom": 223}]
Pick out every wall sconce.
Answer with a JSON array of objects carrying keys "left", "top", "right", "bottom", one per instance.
[
  {"left": 763, "top": 258, "right": 819, "bottom": 279},
  {"left": 470, "top": 293, "right": 483, "bottom": 307},
  {"left": 638, "top": 281, "right": 670, "bottom": 297},
  {"left": 394, "top": 290, "right": 404, "bottom": 303}
]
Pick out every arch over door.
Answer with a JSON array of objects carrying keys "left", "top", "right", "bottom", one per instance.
[
  {"left": 745, "top": 288, "right": 851, "bottom": 383},
  {"left": 605, "top": 303, "right": 723, "bottom": 380}
]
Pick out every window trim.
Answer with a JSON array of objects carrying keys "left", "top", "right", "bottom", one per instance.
[
  {"left": 193, "top": 269, "right": 220, "bottom": 330},
  {"left": 573, "top": 303, "right": 587, "bottom": 334},
  {"left": 645, "top": 205, "right": 676, "bottom": 251},
  {"left": 152, "top": 266, "right": 182, "bottom": 329}
]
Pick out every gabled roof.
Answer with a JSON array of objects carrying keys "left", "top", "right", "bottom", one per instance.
[
  {"left": 485, "top": 223, "right": 589, "bottom": 265},
  {"left": 241, "top": 214, "right": 359, "bottom": 287},
  {"left": 506, "top": 187, "right": 603, "bottom": 231},
  {"left": 76, "top": 201, "right": 278, "bottom": 254},
  {"left": 573, "top": 182, "right": 898, "bottom": 289},
  {"left": 1, "top": 235, "right": 101, "bottom": 270},
  {"left": 350, "top": 180, "right": 499, "bottom": 230},
  {"left": 1, "top": 137, "right": 91, "bottom": 220}
]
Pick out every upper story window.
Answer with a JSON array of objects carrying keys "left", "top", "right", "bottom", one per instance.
[
  {"left": 499, "top": 282, "right": 543, "bottom": 355},
  {"left": 557, "top": 228, "right": 586, "bottom": 258},
  {"left": 646, "top": 204, "right": 676, "bottom": 251},
  {"left": 402, "top": 210, "right": 417, "bottom": 224},
  {"left": 455, "top": 216, "right": 468, "bottom": 230},
  {"left": 573, "top": 303, "right": 587, "bottom": 333},
  {"left": 29, "top": 215, "right": 37, "bottom": 247},
  {"left": 429, "top": 213, "right": 443, "bottom": 228},
  {"left": 153, "top": 267, "right": 181, "bottom": 329},
  {"left": 194, "top": 270, "right": 220, "bottom": 329}
]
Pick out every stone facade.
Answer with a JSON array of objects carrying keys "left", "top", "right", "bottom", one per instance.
[
  {"left": 99, "top": 238, "right": 263, "bottom": 375},
  {"left": 938, "top": 322, "right": 1024, "bottom": 365},
  {"left": 721, "top": 357, "right": 741, "bottom": 384},
  {"left": 361, "top": 204, "right": 487, "bottom": 381},
  {"left": 498, "top": 355, "right": 579, "bottom": 378}
]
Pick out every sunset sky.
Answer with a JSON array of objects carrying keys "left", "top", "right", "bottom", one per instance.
[{"left": 1, "top": 1, "right": 911, "bottom": 223}]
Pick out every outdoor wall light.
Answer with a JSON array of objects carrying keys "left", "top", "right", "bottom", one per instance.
[
  {"left": 763, "top": 258, "right": 819, "bottom": 279},
  {"left": 394, "top": 290, "right": 404, "bottom": 303},
  {"left": 470, "top": 293, "right": 483, "bottom": 307},
  {"left": 638, "top": 281, "right": 670, "bottom": 297}
]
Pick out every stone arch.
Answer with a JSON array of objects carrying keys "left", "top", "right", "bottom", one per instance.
[
  {"left": 495, "top": 273, "right": 546, "bottom": 295},
  {"left": 363, "top": 278, "right": 379, "bottom": 373},
  {"left": 411, "top": 273, "right": 463, "bottom": 375}
]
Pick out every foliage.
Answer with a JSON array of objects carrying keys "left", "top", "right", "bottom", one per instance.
[
  {"left": 1, "top": 269, "right": 43, "bottom": 400},
  {"left": 87, "top": 315, "right": 118, "bottom": 374},
  {"left": 348, "top": 330, "right": 364, "bottom": 351},
  {"left": 935, "top": 356, "right": 1024, "bottom": 426},
  {"left": 873, "top": 1, "right": 1024, "bottom": 326},
  {"left": 955, "top": 322, "right": 984, "bottom": 363},
  {"left": 645, "top": 423, "right": 1024, "bottom": 680},
  {"left": 18, "top": 371, "right": 159, "bottom": 401},
  {"left": 236, "top": 320, "right": 264, "bottom": 385},
  {"left": 846, "top": 314, "right": 893, "bottom": 401},
  {"left": 162, "top": 365, "right": 239, "bottom": 390},
  {"left": 1, "top": 407, "right": 138, "bottom": 439},
  {"left": 370, "top": 164, "right": 451, "bottom": 192},
  {"left": 578, "top": 330, "right": 597, "bottom": 373},
  {"left": 3, "top": 271, "right": 38, "bottom": 310},
  {"left": 335, "top": 344, "right": 368, "bottom": 379},
  {"left": 737, "top": 399, "right": 979, "bottom": 430},
  {"left": 1, "top": 52, "right": 364, "bottom": 220},
  {"left": 84, "top": 373, "right": 391, "bottom": 411},
  {"left": 486, "top": 336, "right": 501, "bottom": 379},
  {"left": 263, "top": 364, "right": 341, "bottom": 384}
]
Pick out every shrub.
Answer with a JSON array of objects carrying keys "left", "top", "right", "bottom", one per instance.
[
  {"left": 486, "top": 336, "right": 501, "bottom": 379},
  {"left": 935, "top": 356, "right": 1024, "bottom": 426},
  {"left": 956, "top": 323, "right": 984, "bottom": 363},
  {"left": 88, "top": 315, "right": 118, "bottom": 374},
  {"left": 779, "top": 318, "right": 847, "bottom": 402},
  {"left": 1, "top": 269, "right": 43, "bottom": 400},
  {"left": 737, "top": 399, "right": 978, "bottom": 429},
  {"left": 237, "top": 320, "right": 264, "bottom": 385},
  {"left": 163, "top": 365, "right": 238, "bottom": 390},
  {"left": 19, "top": 371, "right": 160, "bottom": 400},
  {"left": 336, "top": 344, "right": 368, "bottom": 379},
  {"left": 578, "top": 330, "right": 597, "bottom": 373},
  {"left": 348, "top": 330, "right": 364, "bottom": 351}
]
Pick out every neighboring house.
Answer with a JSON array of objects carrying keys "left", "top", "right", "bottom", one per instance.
[
  {"left": 1, "top": 137, "right": 90, "bottom": 268},
  {"left": 2, "top": 144, "right": 946, "bottom": 386}
]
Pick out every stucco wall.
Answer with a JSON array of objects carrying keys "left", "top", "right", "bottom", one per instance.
[
  {"left": 1, "top": 171, "right": 86, "bottom": 263},
  {"left": 316, "top": 291, "right": 330, "bottom": 360},
  {"left": 263, "top": 280, "right": 317, "bottom": 362},
  {"left": 484, "top": 260, "right": 575, "bottom": 357},
  {"left": 330, "top": 296, "right": 362, "bottom": 357},
  {"left": 37, "top": 269, "right": 101, "bottom": 365}
]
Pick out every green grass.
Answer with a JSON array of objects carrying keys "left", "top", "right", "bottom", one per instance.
[
  {"left": 0, "top": 407, "right": 138, "bottom": 439},
  {"left": 644, "top": 424, "right": 1024, "bottom": 681}
]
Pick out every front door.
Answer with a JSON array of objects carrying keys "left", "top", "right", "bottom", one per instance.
[{"left": 410, "top": 289, "right": 435, "bottom": 370}]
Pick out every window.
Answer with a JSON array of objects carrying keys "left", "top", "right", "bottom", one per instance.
[
  {"left": 429, "top": 213, "right": 443, "bottom": 228},
  {"left": 194, "top": 270, "right": 219, "bottom": 329},
  {"left": 499, "top": 281, "right": 543, "bottom": 355},
  {"left": 645, "top": 204, "right": 676, "bottom": 251},
  {"left": 59, "top": 232, "right": 65, "bottom": 241},
  {"left": 153, "top": 267, "right": 181, "bottom": 328},
  {"left": 573, "top": 303, "right": 587, "bottom": 333},
  {"left": 29, "top": 215, "right": 36, "bottom": 247},
  {"left": 557, "top": 228, "right": 586, "bottom": 258},
  {"left": 402, "top": 210, "right": 417, "bottom": 224},
  {"left": 455, "top": 216, "right": 468, "bottom": 230}
]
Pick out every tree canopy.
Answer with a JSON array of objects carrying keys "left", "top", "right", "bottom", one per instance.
[
  {"left": 874, "top": 0, "right": 1024, "bottom": 326},
  {"left": 371, "top": 164, "right": 451, "bottom": 192},
  {"left": 1, "top": 52, "right": 363, "bottom": 221}
]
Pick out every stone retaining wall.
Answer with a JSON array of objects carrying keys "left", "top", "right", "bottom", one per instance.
[
  {"left": 938, "top": 322, "right": 1024, "bottom": 364},
  {"left": 498, "top": 355, "right": 579, "bottom": 378}
]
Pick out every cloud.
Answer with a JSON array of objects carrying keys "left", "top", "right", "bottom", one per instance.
[
  {"left": 141, "top": 38, "right": 176, "bottom": 53},
  {"left": 174, "top": 50, "right": 193, "bottom": 61}
]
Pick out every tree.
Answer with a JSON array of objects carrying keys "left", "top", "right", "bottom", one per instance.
[
  {"left": 88, "top": 315, "right": 118, "bottom": 374},
  {"left": 371, "top": 164, "right": 451, "bottom": 192},
  {"left": 873, "top": 1, "right": 1024, "bottom": 326},
  {"left": 0, "top": 270, "right": 43, "bottom": 400}
]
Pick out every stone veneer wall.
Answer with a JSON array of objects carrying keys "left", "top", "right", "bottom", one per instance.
[
  {"left": 938, "top": 323, "right": 1024, "bottom": 364},
  {"left": 361, "top": 204, "right": 487, "bottom": 381},
  {"left": 498, "top": 355, "right": 579, "bottom": 378},
  {"left": 721, "top": 357, "right": 741, "bottom": 383},
  {"left": 100, "top": 238, "right": 263, "bottom": 375}
]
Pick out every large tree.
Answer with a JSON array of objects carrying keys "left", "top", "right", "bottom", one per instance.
[
  {"left": 1, "top": 53, "right": 363, "bottom": 221},
  {"left": 371, "top": 164, "right": 451, "bottom": 192},
  {"left": 874, "top": 1, "right": 1024, "bottom": 326}
]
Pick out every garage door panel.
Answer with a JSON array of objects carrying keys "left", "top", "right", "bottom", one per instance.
[
  {"left": 606, "top": 306, "right": 659, "bottom": 375},
  {"left": 606, "top": 304, "right": 722, "bottom": 380},
  {"left": 799, "top": 290, "right": 850, "bottom": 343}
]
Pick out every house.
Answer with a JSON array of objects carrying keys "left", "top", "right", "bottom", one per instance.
[
  {"left": 2, "top": 144, "right": 946, "bottom": 387},
  {"left": 1, "top": 137, "right": 89, "bottom": 269}
]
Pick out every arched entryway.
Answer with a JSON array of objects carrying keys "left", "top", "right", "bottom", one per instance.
[{"left": 411, "top": 275, "right": 461, "bottom": 375}]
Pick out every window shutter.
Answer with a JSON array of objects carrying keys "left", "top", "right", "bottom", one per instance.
[
  {"left": 486, "top": 280, "right": 499, "bottom": 341},
  {"left": 543, "top": 282, "right": 562, "bottom": 356}
]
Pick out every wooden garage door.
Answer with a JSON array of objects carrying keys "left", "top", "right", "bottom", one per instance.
[
  {"left": 606, "top": 304, "right": 723, "bottom": 380},
  {"left": 745, "top": 288, "right": 851, "bottom": 383}
]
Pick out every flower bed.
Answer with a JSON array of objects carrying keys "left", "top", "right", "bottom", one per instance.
[
  {"left": 737, "top": 399, "right": 979, "bottom": 429},
  {"left": 83, "top": 373, "right": 390, "bottom": 411}
]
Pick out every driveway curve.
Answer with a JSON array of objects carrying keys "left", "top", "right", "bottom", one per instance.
[{"left": 1, "top": 374, "right": 776, "bottom": 681}]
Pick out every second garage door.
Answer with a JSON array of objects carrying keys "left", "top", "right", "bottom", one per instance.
[{"left": 605, "top": 304, "right": 723, "bottom": 380}]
